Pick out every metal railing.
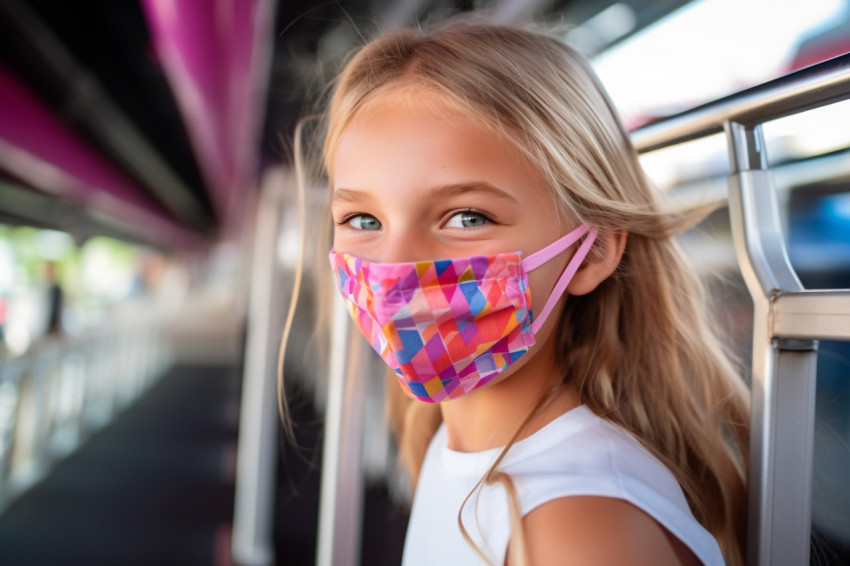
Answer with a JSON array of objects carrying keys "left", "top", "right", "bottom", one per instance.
[
  {"left": 632, "top": 52, "right": 850, "bottom": 566},
  {"left": 0, "top": 301, "right": 173, "bottom": 514}
]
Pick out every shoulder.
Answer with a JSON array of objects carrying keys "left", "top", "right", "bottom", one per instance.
[
  {"left": 508, "top": 407, "right": 679, "bottom": 497},
  {"left": 501, "top": 409, "right": 717, "bottom": 565},
  {"left": 511, "top": 496, "right": 701, "bottom": 566},
  {"left": 514, "top": 408, "right": 692, "bottom": 506}
]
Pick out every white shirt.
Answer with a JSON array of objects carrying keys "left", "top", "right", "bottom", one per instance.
[{"left": 401, "top": 405, "right": 724, "bottom": 566}]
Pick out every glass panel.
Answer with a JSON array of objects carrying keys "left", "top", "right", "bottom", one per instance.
[
  {"left": 812, "top": 340, "right": 850, "bottom": 563},
  {"left": 762, "top": 103, "right": 850, "bottom": 290}
]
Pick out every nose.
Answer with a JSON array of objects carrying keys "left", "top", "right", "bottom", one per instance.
[{"left": 377, "top": 226, "right": 434, "bottom": 264}]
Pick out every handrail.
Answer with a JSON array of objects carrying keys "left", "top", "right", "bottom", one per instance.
[
  {"left": 632, "top": 52, "right": 850, "bottom": 153},
  {"left": 773, "top": 290, "right": 850, "bottom": 341},
  {"left": 0, "top": 299, "right": 173, "bottom": 514}
]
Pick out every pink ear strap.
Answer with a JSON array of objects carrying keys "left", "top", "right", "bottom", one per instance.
[
  {"left": 527, "top": 227, "right": 598, "bottom": 333},
  {"left": 522, "top": 225, "right": 589, "bottom": 271}
]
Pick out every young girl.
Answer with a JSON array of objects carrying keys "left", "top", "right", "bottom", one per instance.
[{"left": 305, "top": 18, "right": 749, "bottom": 566}]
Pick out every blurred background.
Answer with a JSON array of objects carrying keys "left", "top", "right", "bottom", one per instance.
[{"left": 0, "top": 0, "right": 848, "bottom": 565}]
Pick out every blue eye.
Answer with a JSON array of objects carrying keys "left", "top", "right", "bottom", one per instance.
[
  {"left": 347, "top": 214, "right": 382, "bottom": 231},
  {"left": 445, "top": 210, "right": 490, "bottom": 229}
]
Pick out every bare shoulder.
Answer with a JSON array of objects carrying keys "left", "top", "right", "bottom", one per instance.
[{"left": 509, "top": 496, "right": 701, "bottom": 566}]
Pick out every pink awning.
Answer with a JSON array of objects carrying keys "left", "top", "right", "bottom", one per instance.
[{"left": 140, "top": 0, "right": 275, "bottom": 235}]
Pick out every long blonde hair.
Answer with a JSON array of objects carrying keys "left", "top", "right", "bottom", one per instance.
[{"left": 314, "top": 18, "right": 750, "bottom": 565}]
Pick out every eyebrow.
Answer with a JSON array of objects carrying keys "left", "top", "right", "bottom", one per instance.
[
  {"left": 330, "top": 188, "right": 369, "bottom": 204},
  {"left": 431, "top": 183, "right": 521, "bottom": 205},
  {"left": 331, "top": 183, "right": 520, "bottom": 205}
]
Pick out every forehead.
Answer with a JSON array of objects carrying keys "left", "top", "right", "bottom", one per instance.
[
  {"left": 328, "top": 83, "right": 501, "bottom": 166},
  {"left": 361, "top": 81, "right": 486, "bottom": 126},
  {"left": 334, "top": 84, "right": 529, "bottom": 168},
  {"left": 333, "top": 90, "right": 529, "bottom": 181}
]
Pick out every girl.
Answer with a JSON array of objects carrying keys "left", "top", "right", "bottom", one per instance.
[{"left": 301, "top": 18, "right": 749, "bottom": 566}]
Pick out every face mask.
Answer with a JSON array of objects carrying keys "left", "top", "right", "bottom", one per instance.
[{"left": 329, "top": 225, "right": 597, "bottom": 403}]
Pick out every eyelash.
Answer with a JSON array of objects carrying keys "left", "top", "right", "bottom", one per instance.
[
  {"left": 336, "top": 212, "right": 365, "bottom": 226},
  {"left": 445, "top": 208, "right": 497, "bottom": 226}
]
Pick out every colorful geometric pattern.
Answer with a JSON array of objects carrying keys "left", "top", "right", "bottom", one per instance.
[{"left": 329, "top": 250, "right": 537, "bottom": 403}]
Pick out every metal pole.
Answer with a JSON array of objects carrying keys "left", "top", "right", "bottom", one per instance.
[
  {"left": 631, "top": 52, "right": 850, "bottom": 154},
  {"left": 724, "top": 122, "right": 818, "bottom": 566},
  {"left": 316, "top": 294, "right": 365, "bottom": 566},
  {"left": 232, "top": 182, "right": 285, "bottom": 566}
]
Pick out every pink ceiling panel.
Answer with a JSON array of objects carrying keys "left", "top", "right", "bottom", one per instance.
[
  {"left": 0, "top": 64, "right": 198, "bottom": 248},
  {"left": 141, "top": 0, "right": 274, "bottom": 233}
]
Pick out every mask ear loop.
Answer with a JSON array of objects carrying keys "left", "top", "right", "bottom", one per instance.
[{"left": 522, "top": 227, "right": 598, "bottom": 334}]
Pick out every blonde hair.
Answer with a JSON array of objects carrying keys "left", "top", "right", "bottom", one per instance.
[{"left": 311, "top": 18, "right": 749, "bottom": 566}]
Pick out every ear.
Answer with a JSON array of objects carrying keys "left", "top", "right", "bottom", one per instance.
[{"left": 566, "top": 229, "right": 627, "bottom": 296}]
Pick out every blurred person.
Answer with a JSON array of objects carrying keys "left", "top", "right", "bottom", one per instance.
[
  {"left": 45, "top": 261, "right": 63, "bottom": 335},
  {"left": 287, "top": 18, "right": 749, "bottom": 566},
  {"left": 0, "top": 293, "right": 7, "bottom": 342}
]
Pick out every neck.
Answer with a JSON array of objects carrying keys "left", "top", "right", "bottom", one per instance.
[{"left": 438, "top": 339, "right": 580, "bottom": 453}]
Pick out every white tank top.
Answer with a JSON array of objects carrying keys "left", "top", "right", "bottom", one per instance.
[{"left": 401, "top": 405, "right": 725, "bottom": 566}]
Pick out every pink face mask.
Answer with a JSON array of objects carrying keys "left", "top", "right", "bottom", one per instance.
[{"left": 329, "top": 225, "right": 597, "bottom": 403}]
